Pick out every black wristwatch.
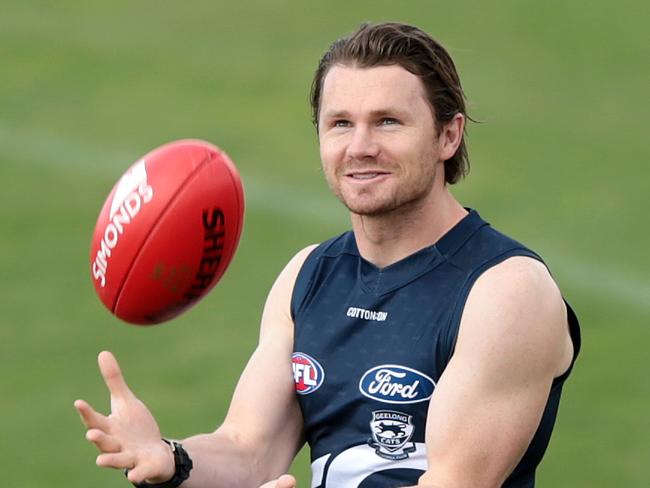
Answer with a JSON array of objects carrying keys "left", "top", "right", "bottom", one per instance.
[{"left": 132, "top": 439, "right": 193, "bottom": 488}]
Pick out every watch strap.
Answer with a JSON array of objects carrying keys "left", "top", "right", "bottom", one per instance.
[{"left": 132, "top": 439, "right": 193, "bottom": 488}]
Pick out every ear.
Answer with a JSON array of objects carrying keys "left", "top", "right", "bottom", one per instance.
[{"left": 439, "top": 113, "right": 465, "bottom": 162}]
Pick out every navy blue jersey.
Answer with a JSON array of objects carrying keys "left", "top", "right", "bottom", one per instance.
[{"left": 290, "top": 210, "right": 580, "bottom": 488}]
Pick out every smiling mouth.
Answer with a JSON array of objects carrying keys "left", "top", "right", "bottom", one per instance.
[{"left": 346, "top": 171, "right": 390, "bottom": 180}]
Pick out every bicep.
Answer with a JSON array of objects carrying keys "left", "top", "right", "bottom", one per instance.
[
  {"left": 421, "top": 257, "right": 571, "bottom": 488},
  {"left": 423, "top": 353, "right": 553, "bottom": 487}
]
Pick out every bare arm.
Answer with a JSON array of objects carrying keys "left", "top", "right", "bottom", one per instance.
[
  {"left": 75, "top": 245, "right": 317, "bottom": 487},
  {"left": 180, "top": 246, "right": 317, "bottom": 485},
  {"left": 417, "top": 257, "right": 574, "bottom": 488}
]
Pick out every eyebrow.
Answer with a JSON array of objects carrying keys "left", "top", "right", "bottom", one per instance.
[{"left": 321, "top": 108, "right": 409, "bottom": 120}]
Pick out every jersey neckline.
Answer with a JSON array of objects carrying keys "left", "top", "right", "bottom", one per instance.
[{"left": 334, "top": 209, "right": 489, "bottom": 296}]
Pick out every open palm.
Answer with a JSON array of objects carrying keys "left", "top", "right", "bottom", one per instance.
[{"left": 74, "top": 351, "right": 174, "bottom": 484}]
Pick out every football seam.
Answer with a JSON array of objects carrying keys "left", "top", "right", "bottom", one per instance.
[
  {"left": 177, "top": 150, "right": 244, "bottom": 293},
  {"left": 110, "top": 151, "right": 214, "bottom": 317},
  {"left": 218, "top": 152, "right": 245, "bottom": 266}
]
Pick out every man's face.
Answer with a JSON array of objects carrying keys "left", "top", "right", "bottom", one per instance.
[{"left": 318, "top": 64, "right": 443, "bottom": 217}]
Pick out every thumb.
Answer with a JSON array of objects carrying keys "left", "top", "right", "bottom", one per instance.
[
  {"left": 276, "top": 475, "right": 296, "bottom": 488},
  {"left": 258, "top": 475, "right": 296, "bottom": 488},
  {"left": 98, "top": 350, "right": 134, "bottom": 399}
]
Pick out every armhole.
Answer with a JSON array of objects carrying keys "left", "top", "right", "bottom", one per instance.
[
  {"left": 443, "top": 250, "right": 581, "bottom": 386},
  {"left": 552, "top": 299, "right": 581, "bottom": 386},
  {"left": 290, "top": 245, "right": 322, "bottom": 321},
  {"left": 442, "top": 249, "right": 542, "bottom": 364}
]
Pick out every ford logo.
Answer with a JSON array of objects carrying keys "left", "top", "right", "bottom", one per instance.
[{"left": 359, "top": 365, "right": 435, "bottom": 404}]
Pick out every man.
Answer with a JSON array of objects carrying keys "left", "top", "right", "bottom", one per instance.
[{"left": 75, "top": 22, "right": 580, "bottom": 488}]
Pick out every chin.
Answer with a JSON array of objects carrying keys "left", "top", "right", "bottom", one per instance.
[
  {"left": 342, "top": 190, "right": 433, "bottom": 218},
  {"left": 342, "top": 199, "right": 399, "bottom": 217}
]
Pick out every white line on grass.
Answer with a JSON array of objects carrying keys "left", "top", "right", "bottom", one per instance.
[
  {"left": 0, "top": 123, "right": 346, "bottom": 225},
  {"left": 1, "top": 123, "right": 647, "bottom": 313}
]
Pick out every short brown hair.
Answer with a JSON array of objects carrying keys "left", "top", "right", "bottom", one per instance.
[{"left": 311, "top": 22, "right": 470, "bottom": 184}]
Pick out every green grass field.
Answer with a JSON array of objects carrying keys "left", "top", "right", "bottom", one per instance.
[{"left": 1, "top": 1, "right": 648, "bottom": 486}]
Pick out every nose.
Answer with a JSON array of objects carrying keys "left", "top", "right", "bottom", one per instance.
[{"left": 346, "top": 126, "right": 379, "bottom": 161}]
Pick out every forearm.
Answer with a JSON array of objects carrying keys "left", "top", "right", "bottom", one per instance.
[
  {"left": 415, "top": 471, "right": 500, "bottom": 488},
  {"left": 179, "top": 431, "right": 258, "bottom": 488},
  {"left": 179, "top": 426, "right": 285, "bottom": 488}
]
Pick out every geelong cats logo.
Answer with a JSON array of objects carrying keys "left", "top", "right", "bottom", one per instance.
[{"left": 368, "top": 410, "right": 416, "bottom": 460}]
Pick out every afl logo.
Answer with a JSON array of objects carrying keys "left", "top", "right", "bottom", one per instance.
[
  {"left": 359, "top": 365, "right": 435, "bottom": 404},
  {"left": 292, "top": 352, "right": 324, "bottom": 395}
]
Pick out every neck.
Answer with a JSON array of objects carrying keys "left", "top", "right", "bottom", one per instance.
[{"left": 351, "top": 186, "right": 467, "bottom": 268}]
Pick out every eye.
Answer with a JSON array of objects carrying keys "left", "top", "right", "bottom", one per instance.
[
  {"left": 333, "top": 120, "right": 351, "bottom": 128},
  {"left": 380, "top": 117, "right": 400, "bottom": 126}
]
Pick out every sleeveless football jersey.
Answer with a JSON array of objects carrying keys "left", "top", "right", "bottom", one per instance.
[{"left": 290, "top": 210, "right": 580, "bottom": 488}]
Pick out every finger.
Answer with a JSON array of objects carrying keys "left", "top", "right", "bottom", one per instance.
[
  {"left": 126, "top": 467, "right": 148, "bottom": 485},
  {"left": 259, "top": 475, "right": 296, "bottom": 488},
  {"left": 276, "top": 474, "right": 297, "bottom": 488},
  {"left": 86, "top": 428, "right": 121, "bottom": 453},
  {"left": 126, "top": 464, "right": 167, "bottom": 485},
  {"left": 96, "top": 451, "right": 134, "bottom": 469},
  {"left": 98, "top": 351, "right": 133, "bottom": 399},
  {"left": 74, "top": 399, "right": 110, "bottom": 431}
]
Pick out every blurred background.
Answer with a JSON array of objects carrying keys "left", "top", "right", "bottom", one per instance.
[{"left": 1, "top": 0, "right": 648, "bottom": 486}]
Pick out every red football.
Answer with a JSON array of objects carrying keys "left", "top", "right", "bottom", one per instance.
[{"left": 89, "top": 139, "right": 245, "bottom": 325}]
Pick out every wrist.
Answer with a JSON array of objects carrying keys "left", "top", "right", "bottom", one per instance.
[
  {"left": 132, "top": 439, "right": 193, "bottom": 488},
  {"left": 146, "top": 439, "right": 176, "bottom": 484}
]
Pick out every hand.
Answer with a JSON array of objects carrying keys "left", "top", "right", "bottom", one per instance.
[
  {"left": 74, "top": 351, "right": 175, "bottom": 484},
  {"left": 258, "top": 474, "right": 297, "bottom": 488}
]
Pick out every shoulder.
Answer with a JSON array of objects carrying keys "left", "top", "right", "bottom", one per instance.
[
  {"left": 473, "top": 255, "right": 557, "bottom": 299},
  {"left": 259, "top": 245, "right": 319, "bottom": 337},
  {"left": 469, "top": 255, "right": 562, "bottom": 321},
  {"left": 267, "top": 244, "right": 320, "bottom": 301},
  {"left": 441, "top": 210, "right": 540, "bottom": 276},
  {"left": 456, "top": 256, "right": 573, "bottom": 379},
  {"left": 281, "top": 244, "right": 321, "bottom": 282}
]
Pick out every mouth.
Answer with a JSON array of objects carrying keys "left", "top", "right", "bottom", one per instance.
[{"left": 345, "top": 170, "right": 391, "bottom": 181}]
